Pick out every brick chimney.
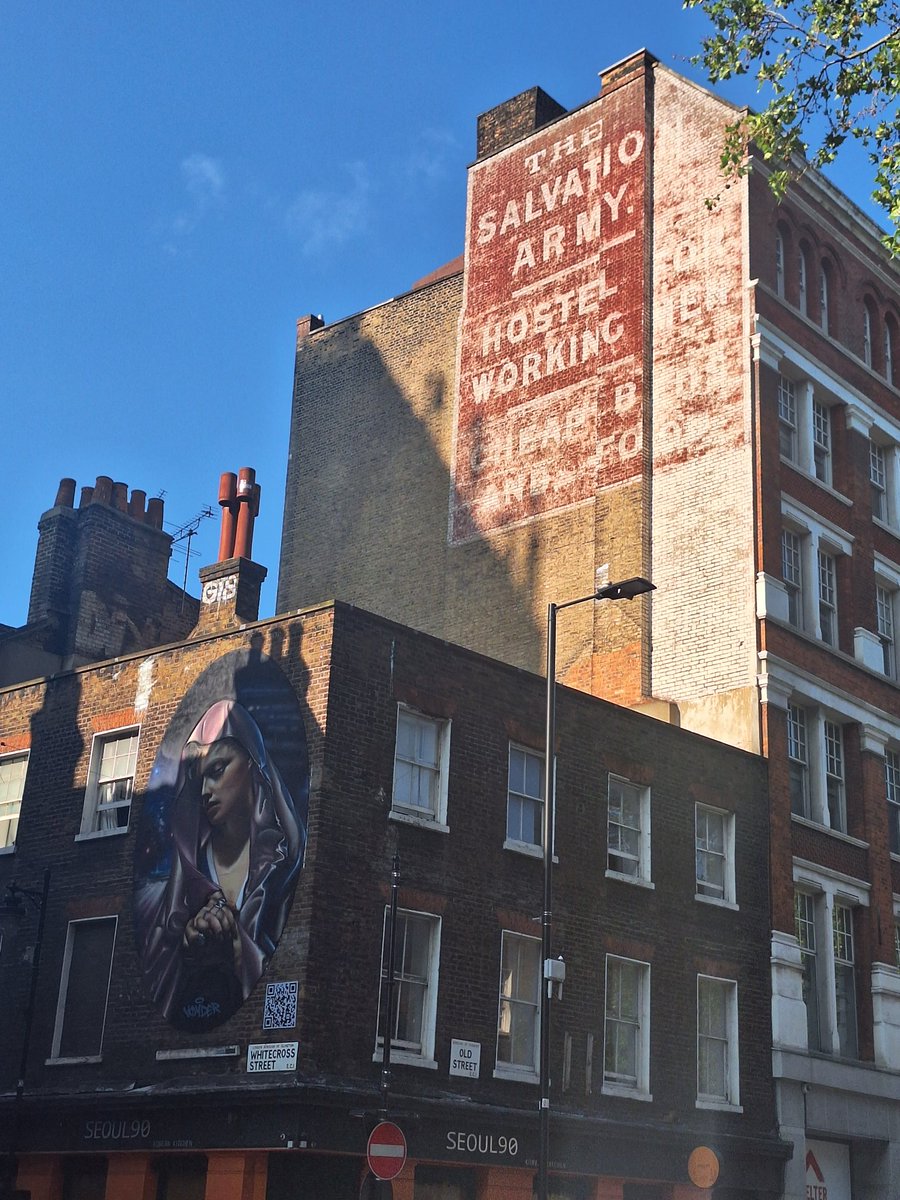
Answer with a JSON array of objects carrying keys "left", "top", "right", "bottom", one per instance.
[
  {"left": 194, "top": 467, "right": 267, "bottom": 635},
  {"left": 476, "top": 86, "right": 567, "bottom": 159}
]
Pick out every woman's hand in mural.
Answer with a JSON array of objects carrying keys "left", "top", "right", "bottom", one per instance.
[{"left": 183, "top": 891, "right": 240, "bottom": 964}]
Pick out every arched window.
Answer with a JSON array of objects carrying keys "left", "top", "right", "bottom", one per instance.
[
  {"left": 885, "top": 315, "right": 897, "bottom": 385},
  {"left": 798, "top": 246, "right": 808, "bottom": 316},
  {"left": 864, "top": 302, "right": 875, "bottom": 368},
  {"left": 819, "top": 264, "right": 830, "bottom": 334},
  {"left": 775, "top": 229, "right": 785, "bottom": 297}
]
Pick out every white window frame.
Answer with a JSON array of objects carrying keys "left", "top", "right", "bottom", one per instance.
[
  {"left": 812, "top": 400, "right": 832, "bottom": 486},
  {"left": 602, "top": 955, "right": 651, "bottom": 1100},
  {"left": 374, "top": 907, "right": 440, "bottom": 1069},
  {"left": 871, "top": 440, "right": 888, "bottom": 521},
  {"left": 868, "top": 435, "right": 900, "bottom": 528},
  {"left": 0, "top": 752, "right": 28, "bottom": 852},
  {"left": 505, "top": 743, "right": 544, "bottom": 856},
  {"left": 495, "top": 931, "right": 540, "bottom": 1082},
  {"left": 50, "top": 916, "right": 117, "bottom": 1063},
  {"left": 775, "top": 230, "right": 785, "bottom": 297},
  {"left": 832, "top": 902, "right": 858, "bottom": 1059},
  {"left": 823, "top": 720, "right": 846, "bottom": 832},
  {"left": 694, "top": 804, "right": 736, "bottom": 908},
  {"left": 817, "top": 548, "right": 838, "bottom": 647},
  {"left": 606, "top": 775, "right": 652, "bottom": 886},
  {"left": 876, "top": 582, "right": 898, "bottom": 679},
  {"left": 78, "top": 728, "right": 139, "bottom": 839},
  {"left": 864, "top": 304, "right": 874, "bottom": 368},
  {"left": 778, "top": 374, "right": 798, "bottom": 463},
  {"left": 886, "top": 748, "right": 900, "bottom": 856},
  {"left": 776, "top": 376, "right": 841, "bottom": 490},
  {"left": 793, "top": 866, "right": 868, "bottom": 1060},
  {"left": 788, "top": 703, "right": 850, "bottom": 834},
  {"left": 781, "top": 528, "right": 803, "bottom": 630},
  {"left": 794, "top": 890, "right": 822, "bottom": 1052},
  {"left": 788, "top": 703, "right": 810, "bottom": 819},
  {"left": 696, "top": 975, "right": 741, "bottom": 1111},
  {"left": 781, "top": 499, "right": 852, "bottom": 646},
  {"left": 390, "top": 706, "right": 450, "bottom": 831},
  {"left": 820, "top": 265, "right": 829, "bottom": 334}
]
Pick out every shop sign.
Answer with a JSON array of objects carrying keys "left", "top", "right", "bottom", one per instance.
[
  {"left": 687, "top": 1146, "right": 719, "bottom": 1188},
  {"left": 449, "top": 1039, "right": 481, "bottom": 1079},
  {"left": 806, "top": 1140, "right": 850, "bottom": 1200},
  {"left": 246, "top": 1040, "right": 298, "bottom": 1072},
  {"left": 445, "top": 1129, "right": 522, "bottom": 1161}
]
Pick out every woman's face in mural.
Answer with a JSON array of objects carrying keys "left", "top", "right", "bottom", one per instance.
[{"left": 200, "top": 739, "right": 253, "bottom": 833}]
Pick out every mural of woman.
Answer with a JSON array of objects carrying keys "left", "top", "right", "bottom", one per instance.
[{"left": 136, "top": 699, "right": 305, "bottom": 1030}]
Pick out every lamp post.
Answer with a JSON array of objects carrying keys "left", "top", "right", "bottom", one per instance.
[
  {"left": 2, "top": 868, "right": 51, "bottom": 1200},
  {"left": 538, "top": 577, "right": 654, "bottom": 1200}
]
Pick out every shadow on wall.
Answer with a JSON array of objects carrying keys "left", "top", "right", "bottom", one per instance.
[{"left": 277, "top": 287, "right": 547, "bottom": 674}]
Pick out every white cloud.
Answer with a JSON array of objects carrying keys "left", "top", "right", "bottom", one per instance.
[
  {"left": 285, "top": 161, "right": 370, "bottom": 256},
  {"left": 404, "top": 128, "right": 458, "bottom": 185},
  {"left": 169, "top": 153, "right": 226, "bottom": 240}
]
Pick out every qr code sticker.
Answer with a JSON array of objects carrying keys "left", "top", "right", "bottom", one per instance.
[{"left": 263, "top": 981, "right": 298, "bottom": 1029}]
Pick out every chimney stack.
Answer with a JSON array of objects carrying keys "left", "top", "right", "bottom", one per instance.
[{"left": 195, "top": 466, "right": 267, "bottom": 636}]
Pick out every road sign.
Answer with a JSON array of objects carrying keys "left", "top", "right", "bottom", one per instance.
[{"left": 367, "top": 1121, "right": 407, "bottom": 1181}]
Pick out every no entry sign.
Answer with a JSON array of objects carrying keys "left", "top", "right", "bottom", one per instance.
[{"left": 367, "top": 1121, "right": 407, "bottom": 1180}]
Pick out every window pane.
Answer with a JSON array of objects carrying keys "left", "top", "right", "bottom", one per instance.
[
  {"left": 608, "top": 778, "right": 643, "bottom": 876},
  {"left": 507, "top": 746, "right": 543, "bottom": 846},
  {"left": 794, "top": 892, "right": 821, "bottom": 1052},
  {"left": 57, "top": 920, "right": 116, "bottom": 1058},
  {"left": 381, "top": 910, "right": 434, "bottom": 1054},
  {"left": 886, "top": 751, "right": 900, "bottom": 855},
  {"left": 604, "top": 959, "right": 643, "bottom": 1087},
  {"left": 498, "top": 934, "right": 539, "bottom": 1069},
  {"left": 698, "top": 978, "right": 730, "bottom": 1100},
  {"left": 394, "top": 712, "right": 442, "bottom": 817},
  {"left": 0, "top": 755, "right": 27, "bottom": 848}
]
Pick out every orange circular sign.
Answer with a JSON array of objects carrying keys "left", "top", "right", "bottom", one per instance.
[{"left": 688, "top": 1146, "right": 720, "bottom": 1188}]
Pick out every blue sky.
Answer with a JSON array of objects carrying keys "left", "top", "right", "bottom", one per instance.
[{"left": 0, "top": 2, "right": 886, "bottom": 627}]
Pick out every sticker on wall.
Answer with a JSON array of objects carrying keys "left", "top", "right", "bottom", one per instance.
[
  {"left": 133, "top": 649, "right": 310, "bottom": 1032},
  {"left": 264, "top": 981, "right": 299, "bottom": 1030}
]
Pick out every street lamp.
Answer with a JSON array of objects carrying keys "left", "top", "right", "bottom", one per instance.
[{"left": 538, "top": 576, "right": 654, "bottom": 1200}]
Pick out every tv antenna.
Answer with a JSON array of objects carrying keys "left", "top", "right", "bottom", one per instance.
[{"left": 167, "top": 506, "right": 214, "bottom": 606}]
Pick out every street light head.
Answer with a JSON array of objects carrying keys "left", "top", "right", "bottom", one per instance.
[{"left": 595, "top": 576, "right": 655, "bottom": 602}]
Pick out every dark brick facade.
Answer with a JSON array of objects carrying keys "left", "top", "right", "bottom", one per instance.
[{"left": 0, "top": 601, "right": 784, "bottom": 1199}]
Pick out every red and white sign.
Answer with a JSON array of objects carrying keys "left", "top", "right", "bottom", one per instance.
[
  {"left": 367, "top": 1121, "right": 408, "bottom": 1181},
  {"left": 806, "top": 1139, "right": 850, "bottom": 1200},
  {"left": 450, "top": 76, "right": 648, "bottom": 544}
]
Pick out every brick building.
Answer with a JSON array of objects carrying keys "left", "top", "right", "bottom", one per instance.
[
  {"left": 0, "top": 476, "right": 199, "bottom": 688},
  {"left": 277, "top": 53, "right": 900, "bottom": 1198},
  {"left": 0, "top": 497, "right": 785, "bottom": 1198}
]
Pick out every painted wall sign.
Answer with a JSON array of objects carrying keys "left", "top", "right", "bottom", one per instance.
[
  {"left": 449, "top": 1038, "right": 481, "bottom": 1078},
  {"left": 451, "top": 84, "right": 646, "bottom": 543},
  {"left": 133, "top": 650, "right": 310, "bottom": 1032},
  {"left": 247, "top": 1041, "right": 299, "bottom": 1072}
]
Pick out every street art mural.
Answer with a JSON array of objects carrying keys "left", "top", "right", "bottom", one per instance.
[{"left": 133, "top": 650, "right": 309, "bottom": 1031}]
